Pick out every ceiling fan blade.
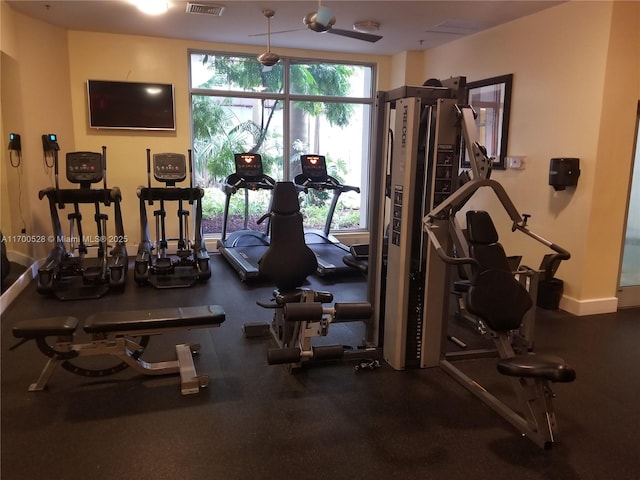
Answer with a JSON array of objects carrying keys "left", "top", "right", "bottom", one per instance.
[
  {"left": 327, "top": 29, "right": 383, "bottom": 43},
  {"left": 249, "top": 28, "right": 306, "bottom": 38}
]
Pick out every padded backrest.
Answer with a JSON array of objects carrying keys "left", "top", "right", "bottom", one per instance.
[
  {"left": 258, "top": 182, "right": 317, "bottom": 291},
  {"left": 466, "top": 269, "right": 533, "bottom": 332},
  {"left": 466, "top": 210, "right": 512, "bottom": 273},
  {"left": 465, "top": 210, "right": 531, "bottom": 332}
]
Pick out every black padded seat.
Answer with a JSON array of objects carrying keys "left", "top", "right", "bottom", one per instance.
[
  {"left": 83, "top": 305, "right": 225, "bottom": 333},
  {"left": 497, "top": 354, "right": 576, "bottom": 383},
  {"left": 13, "top": 316, "right": 79, "bottom": 339},
  {"left": 466, "top": 269, "right": 533, "bottom": 332}
]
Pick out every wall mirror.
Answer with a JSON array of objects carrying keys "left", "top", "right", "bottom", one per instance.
[{"left": 463, "top": 74, "right": 513, "bottom": 170}]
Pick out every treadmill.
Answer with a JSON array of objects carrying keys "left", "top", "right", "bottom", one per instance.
[
  {"left": 217, "top": 153, "right": 276, "bottom": 281},
  {"left": 294, "top": 154, "right": 361, "bottom": 276}
]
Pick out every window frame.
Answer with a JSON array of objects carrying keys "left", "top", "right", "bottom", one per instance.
[{"left": 188, "top": 49, "right": 376, "bottom": 232}]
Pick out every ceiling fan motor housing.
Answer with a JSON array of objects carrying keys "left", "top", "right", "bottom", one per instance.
[{"left": 304, "top": 10, "right": 336, "bottom": 32}]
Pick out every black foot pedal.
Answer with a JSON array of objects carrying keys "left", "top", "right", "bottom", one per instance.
[{"left": 243, "top": 322, "right": 270, "bottom": 338}]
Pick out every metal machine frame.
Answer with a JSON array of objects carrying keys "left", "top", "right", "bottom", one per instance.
[
  {"left": 367, "top": 79, "right": 467, "bottom": 368},
  {"left": 367, "top": 79, "right": 574, "bottom": 448}
]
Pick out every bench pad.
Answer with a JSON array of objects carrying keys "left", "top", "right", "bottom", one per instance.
[
  {"left": 13, "top": 316, "right": 79, "bottom": 338},
  {"left": 84, "top": 305, "right": 225, "bottom": 333},
  {"left": 497, "top": 354, "right": 576, "bottom": 383}
]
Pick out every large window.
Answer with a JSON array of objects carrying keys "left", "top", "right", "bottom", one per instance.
[{"left": 189, "top": 51, "right": 374, "bottom": 235}]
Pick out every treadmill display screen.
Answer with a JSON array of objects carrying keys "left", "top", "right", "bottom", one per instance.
[
  {"left": 300, "top": 154, "right": 328, "bottom": 180},
  {"left": 235, "top": 153, "right": 263, "bottom": 177}
]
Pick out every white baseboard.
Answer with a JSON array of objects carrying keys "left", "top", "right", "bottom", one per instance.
[
  {"left": 1, "top": 253, "right": 38, "bottom": 313},
  {"left": 559, "top": 295, "right": 619, "bottom": 316}
]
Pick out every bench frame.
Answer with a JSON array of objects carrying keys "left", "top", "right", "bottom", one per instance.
[
  {"left": 14, "top": 306, "right": 224, "bottom": 395},
  {"left": 441, "top": 332, "right": 564, "bottom": 449}
]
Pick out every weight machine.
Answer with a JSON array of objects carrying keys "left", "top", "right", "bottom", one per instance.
[
  {"left": 246, "top": 182, "right": 374, "bottom": 371},
  {"left": 367, "top": 79, "right": 468, "bottom": 368},
  {"left": 37, "top": 145, "right": 128, "bottom": 300},
  {"left": 134, "top": 149, "right": 211, "bottom": 288},
  {"left": 367, "top": 78, "right": 575, "bottom": 448}
]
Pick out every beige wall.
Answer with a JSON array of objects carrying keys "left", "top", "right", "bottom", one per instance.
[
  {"left": 66, "top": 32, "right": 391, "bottom": 245},
  {"left": 390, "top": 51, "right": 425, "bottom": 87},
  {"left": 423, "top": 1, "right": 640, "bottom": 314},
  {"left": 1, "top": 3, "right": 75, "bottom": 259}
]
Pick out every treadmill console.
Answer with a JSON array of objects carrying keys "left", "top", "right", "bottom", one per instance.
[
  {"left": 300, "top": 154, "right": 328, "bottom": 182},
  {"left": 234, "top": 153, "right": 263, "bottom": 178},
  {"left": 153, "top": 153, "right": 187, "bottom": 183},
  {"left": 66, "top": 152, "right": 103, "bottom": 184}
]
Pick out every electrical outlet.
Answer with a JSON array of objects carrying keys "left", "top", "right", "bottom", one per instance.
[{"left": 507, "top": 156, "right": 525, "bottom": 169}]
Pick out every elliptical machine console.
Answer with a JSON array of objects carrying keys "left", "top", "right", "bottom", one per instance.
[
  {"left": 154, "top": 153, "right": 187, "bottom": 184},
  {"left": 134, "top": 149, "right": 210, "bottom": 288},
  {"left": 66, "top": 152, "right": 103, "bottom": 185},
  {"left": 37, "top": 146, "right": 128, "bottom": 300}
]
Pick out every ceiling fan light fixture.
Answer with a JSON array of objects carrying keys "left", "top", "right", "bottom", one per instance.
[
  {"left": 134, "top": 0, "right": 169, "bottom": 16},
  {"left": 353, "top": 20, "right": 380, "bottom": 33},
  {"left": 315, "top": 6, "right": 334, "bottom": 27}
]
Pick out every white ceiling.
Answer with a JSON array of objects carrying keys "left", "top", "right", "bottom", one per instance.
[{"left": 7, "top": 0, "right": 563, "bottom": 56}]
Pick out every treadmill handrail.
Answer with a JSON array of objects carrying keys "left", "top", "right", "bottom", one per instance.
[
  {"left": 222, "top": 173, "right": 276, "bottom": 195},
  {"left": 294, "top": 174, "right": 360, "bottom": 194}
]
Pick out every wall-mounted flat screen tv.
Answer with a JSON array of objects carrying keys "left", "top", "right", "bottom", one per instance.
[{"left": 87, "top": 80, "right": 176, "bottom": 130}]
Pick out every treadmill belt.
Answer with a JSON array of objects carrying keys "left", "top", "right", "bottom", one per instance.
[
  {"left": 306, "top": 241, "right": 354, "bottom": 276},
  {"left": 219, "top": 244, "right": 269, "bottom": 281}
]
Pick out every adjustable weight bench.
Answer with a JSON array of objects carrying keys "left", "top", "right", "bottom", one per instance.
[{"left": 12, "top": 305, "right": 225, "bottom": 395}]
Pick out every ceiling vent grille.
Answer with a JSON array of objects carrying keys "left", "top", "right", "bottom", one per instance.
[
  {"left": 186, "top": 3, "right": 225, "bottom": 16},
  {"left": 425, "top": 20, "right": 486, "bottom": 36}
]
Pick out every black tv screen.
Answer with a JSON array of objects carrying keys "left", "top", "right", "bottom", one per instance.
[{"left": 87, "top": 80, "right": 175, "bottom": 130}]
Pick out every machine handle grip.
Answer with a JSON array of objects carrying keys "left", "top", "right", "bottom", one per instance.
[
  {"left": 312, "top": 345, "right": 344, "bottom": 360},
  {"left": 334, "top": 302, "right": 372, "bottom": 321},
  {"left": 284, "top": 302, "right": 324, "bottom": 322},
  {"left": 267, "top": 347, "right": 301, "bottom": 365}
]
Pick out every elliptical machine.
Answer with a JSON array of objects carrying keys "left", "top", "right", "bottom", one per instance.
[
  {"left": 134, "top": 149, "right": 210, "bottom": 288},
  {"left": 37, "top": 145, "right": 128, "bottom": 300}
]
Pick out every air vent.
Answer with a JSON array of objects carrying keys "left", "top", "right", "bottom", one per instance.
[
  {"left": 425, "top": 20, "right": 486, "bottom": 35},
  {"left": 186, "top": 3, "right": 225, "bottom": 16}
]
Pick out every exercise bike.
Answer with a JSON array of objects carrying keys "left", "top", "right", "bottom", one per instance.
[
  {"left": 37, "top": 146, "right": 128, "bottom": 300},
  {"left": 134, "top": 149, "right": 210, "bottom": 288}
]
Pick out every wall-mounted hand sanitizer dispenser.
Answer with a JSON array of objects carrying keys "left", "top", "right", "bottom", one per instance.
[{"left": 549, "top": 157, "right": 580, "bottom": 191}]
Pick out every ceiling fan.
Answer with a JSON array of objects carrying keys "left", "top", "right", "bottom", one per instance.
[
  {"left": 303, "top": 3, "right": 382, "bottom": 42},
  {"left": 257, "top": 9, "right": 280, "bottom": 67},
  {"left": 251, "top": 1, "right": 383, "bottom": 44}
]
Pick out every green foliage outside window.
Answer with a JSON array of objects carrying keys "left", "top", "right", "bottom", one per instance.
[{"left": 190, "top": 53, "right": 368, "bottom": 233}]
